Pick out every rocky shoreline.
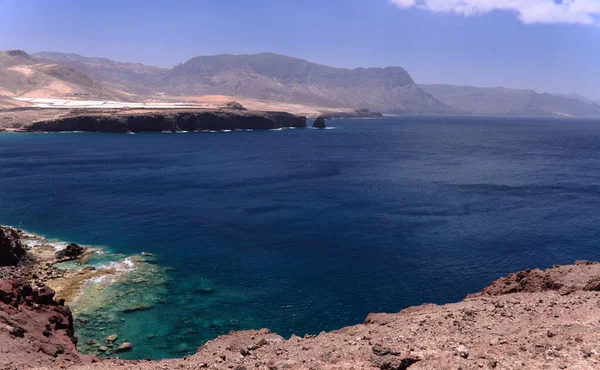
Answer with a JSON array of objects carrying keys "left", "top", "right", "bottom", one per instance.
[
  {"left": 0, "top": 225, "right": 166, "bottom": 367},
  {"left": 3, "top": 225, "right": 600, "bottom": 369}
]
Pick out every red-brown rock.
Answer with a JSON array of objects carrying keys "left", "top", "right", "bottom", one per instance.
[{"left": 0, "top": 279, "right": 95, "bottom": 369}]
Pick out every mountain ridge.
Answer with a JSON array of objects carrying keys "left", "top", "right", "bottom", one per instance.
[
  {"left": 0, "top": 50, "right": 597, "bottom": 117},
  {"left": 420, "top": 83, "right": 600, "bottom": 117},
  {"left": 31, "top": 51, "right": 459, "bottom": 114},
  {"left": 0, "top": 50, "right": 134, "bottom": 101}
]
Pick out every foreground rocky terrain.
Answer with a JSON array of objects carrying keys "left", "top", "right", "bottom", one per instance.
[{"left": 3, "top": 226, "right": 600, "bottom": 369}]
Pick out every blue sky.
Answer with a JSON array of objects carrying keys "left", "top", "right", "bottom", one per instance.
[{"left": 1, "top": 0, "right": 599, "bottom": 98}]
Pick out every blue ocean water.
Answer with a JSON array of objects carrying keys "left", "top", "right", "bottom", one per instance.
[{"left": 1, "top": 116, "right": 599, "bottom": 359}]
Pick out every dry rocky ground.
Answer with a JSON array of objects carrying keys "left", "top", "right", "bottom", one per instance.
[
  {"left": 3, "top": 225, "right": 600, "bottom": 369},
  {"left": 67, "top": 262, "right": 600, "bottom": 370}
]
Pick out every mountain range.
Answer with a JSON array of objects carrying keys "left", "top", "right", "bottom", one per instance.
[
  {"left": 1, "top": 49, "right": 599, "bottom": 117},
  {"left": 419, "top": 84, "right": 600, "bottom": 117}
]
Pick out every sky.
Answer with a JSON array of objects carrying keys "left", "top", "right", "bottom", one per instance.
[{"left": 1, "top": 0, "right": 599, "bottom": 98}]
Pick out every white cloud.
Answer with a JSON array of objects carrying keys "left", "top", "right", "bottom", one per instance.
[{"left": 390, "top": 0, "right": 600, "bottom": 25}]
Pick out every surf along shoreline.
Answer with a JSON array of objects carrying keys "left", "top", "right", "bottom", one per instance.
[{"left": 0, "top": 225, "right": 168, "bottom": 359}]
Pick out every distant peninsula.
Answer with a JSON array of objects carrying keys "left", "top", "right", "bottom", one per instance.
[{"left": 23, "top": 109, "right": 307, "bottom": 133}]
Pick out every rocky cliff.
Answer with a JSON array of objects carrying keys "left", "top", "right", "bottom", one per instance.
[
  {"left": 0, "top": 226, "right": 95, "bottom": 369},
  {"left": 26, "top": 109, "right": 307, "bottom": 133},
  {"left": 0, "top": 280, "right": 96, "bottom": 369}
]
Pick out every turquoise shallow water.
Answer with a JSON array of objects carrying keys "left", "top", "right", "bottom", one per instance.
[{"left": 1, "top": 116, "right": 600, "bottom": 359}]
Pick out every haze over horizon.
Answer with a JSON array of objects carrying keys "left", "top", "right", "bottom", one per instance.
[{"left": 1, "top": 0, "right": 599, "bottom": 99}]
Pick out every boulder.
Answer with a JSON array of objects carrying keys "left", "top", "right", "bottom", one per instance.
[
  {"left": 116, "top": 342, "right": 133, "bottom": 352},
  {"left": 0, "top": 279, "right": 18, "bottom": 305},
  {"left": 225, "top": 101, "right": 247, "bottom": 111},
  {"left": 55, "top": 243, "right": 85, "bottom": 262},
  {"left": 312, "top": 116, "right": 326, "bottom": 129},
  {"left": 0, "top": 226, "right": 25, "bottom": 267},
  {"left": 34, "top": 286, "right": 56, "bottom": 305}
]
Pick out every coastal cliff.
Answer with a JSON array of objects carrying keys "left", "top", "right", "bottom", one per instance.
[
  {"left": 25, "top": 109, "right": 307, "bottom": 133},
  {"left": 0, "top": 226, "right": 96, "bottom": 369},
  {"left": 3, "top": 226, "right": 600, "bottom": 369}
]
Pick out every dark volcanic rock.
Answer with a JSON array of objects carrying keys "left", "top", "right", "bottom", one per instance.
[
  {"left": 0, "top": 226, "right": 25, "bottom": 267},
  {"left": 27, "top": 109, "right": 307, "bottom": 133},
  {"left": 312, "top": 116, "right": 326, "bottom": 128},
  {"left": 55, "top": 243, "right": 85, "bottom": 262}
]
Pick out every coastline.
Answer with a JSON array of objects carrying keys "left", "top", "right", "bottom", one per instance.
[
  {"left": 3, "top": 224, "right": 600, "bottom": 368},
  {"left": 1, "top": 226, "right": 168, "bottom": 359}
]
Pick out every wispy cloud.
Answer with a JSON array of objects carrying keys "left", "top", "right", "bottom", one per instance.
[{"left": 390, "top": 0, "right": 600, "bottom": 25}]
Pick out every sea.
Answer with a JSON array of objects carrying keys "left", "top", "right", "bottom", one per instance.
[{"left": 0, "top": 116, "right": 599, "bottom": 359}]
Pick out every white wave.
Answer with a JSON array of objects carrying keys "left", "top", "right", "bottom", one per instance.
[
  {"left": 23, "top": 239, "right": 42, "bottom": 247},
  {"left": 122, "top": 257, "right": 135, "bottom": 269},
  {"left": 106, "top": 257, "right": 135, "bottom": 272},
  {"left": 222, "top": 130, "right": 232, "bottom": 132},
  {"left": 269, "top": 128, "right": 283, "bottom": 131},
  {"left": 41, "top": 241, "right": 68, "bottom": 251},
  {"left": 88, "top": 275, "right": 108, "bottom": 284}
]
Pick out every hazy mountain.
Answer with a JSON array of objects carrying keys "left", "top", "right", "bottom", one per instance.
[
  {"left": 420, "top": 84, "right": 600, "bottom": 117},
  {"left": 33, "top": 52, "right": 169, "bottom": 95},
  {"left": 4, "top": 50, "right": 599, "bottom": 117},
  {"left": 553, "top": 92, "right": 600, "bottom": 105},
  {"left": 164, "top": 53, "right": 458, "bottom": 114},
  {"left": 0, "top": 50, "right": 132, "bottom": 100},
  {"left": 33, "top": 52, "right": 458, "bottom": 114}
]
